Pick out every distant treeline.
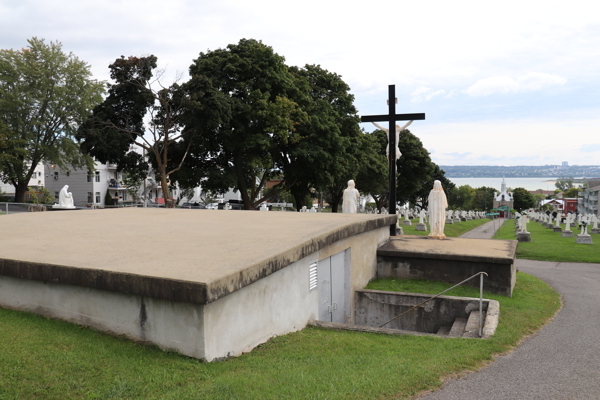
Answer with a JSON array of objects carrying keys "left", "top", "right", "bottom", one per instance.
[{"left": 440, "top": 165, "right": 600, "bottom": 178}]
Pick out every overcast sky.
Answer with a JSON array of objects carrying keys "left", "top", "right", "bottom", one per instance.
[{"left": 2, "top": 0, "right": 599, "bottom": 166}]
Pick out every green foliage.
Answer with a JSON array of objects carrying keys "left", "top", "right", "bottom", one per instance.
[
  {"left": 122, "top": 172, "right": 143, "bottom": 202},
  {"left": 512, "top": 187, "right": 536, "bottom": 211},
  {"left": 0, "top": 37, "right": 104, "bottom": 202},
  {"left": 284, "top": 64, "right": 361, "bottom": 211},
  {"left": 182, "top": 39, "right": 308, "bottom": 209},
  {"left": 104, "top": 191, "right": 113, "bottom": 206},
  {"left": 562, "top": 187, "right": 579, "bottom": 198},
  {"left": 0, "top": 272, "right": 559, "bottom": 399},
  {"left": 555, "top": 178, "right": 574, "bottom": 191},
  {"left": 396, "top": 129, "right": 435, "bottom": 206},
  {"left": 448, "top": 185, "right": 475, "bottom": 210},
  {"left": 27, "top": 187, "right": 53, "bottom": 205}
]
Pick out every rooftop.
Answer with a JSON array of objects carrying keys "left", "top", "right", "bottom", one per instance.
[{"left": 0, "top": 208, "right": 395, "bottom": 304}]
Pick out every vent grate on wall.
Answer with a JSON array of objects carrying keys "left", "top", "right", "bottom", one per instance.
[{"left": 309, "top": 262, "right": 318, "bottom": 291}]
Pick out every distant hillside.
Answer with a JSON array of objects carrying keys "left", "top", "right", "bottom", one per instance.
[{"left": 439, "top": 165, "right": 600, "bottom": 178}]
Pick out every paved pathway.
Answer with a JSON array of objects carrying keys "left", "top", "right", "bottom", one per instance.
[
  {"left": 459, "top": 218, "right": 504, "bottom": 239},
  {"left": 419, "top": 259, "right": 600, "bottom": 399}
]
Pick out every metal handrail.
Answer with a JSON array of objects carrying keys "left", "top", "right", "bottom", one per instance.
[{"left": 379, "top": 271, "right": 489, "bottom": 337}]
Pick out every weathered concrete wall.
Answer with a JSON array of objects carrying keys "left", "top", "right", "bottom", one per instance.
[
  {"left": 203, "top": 225, "right": 390, "bottom": 361},
  {"left": 0, "top": 222, "right": 391, "bottom": 362},
  {"left": 0, "top": 275, "right": 206, "bottom": 359},
  {"left": 355, "top": 289, "right": 490, "bottom": 333},
  {"left": 320, "top": 226, "right": 390, "bottom": 324},
  {"left": 203, "top": 254, "right": 319, "bottom": 361},
  {"left": 377, "top": 255, "right": 515, "bottom": 297}
]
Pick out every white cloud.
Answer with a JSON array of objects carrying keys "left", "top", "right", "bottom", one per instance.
[
  {"left": 464, "top": 72, "right": 567, "bottom": 97},
  {"left": 411, "top": 87, "right": 446, "bottom": 102}
]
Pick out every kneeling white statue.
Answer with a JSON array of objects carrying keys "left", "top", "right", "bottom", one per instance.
[
  {"left": 342, "top": 179, "right": 360, "bottom": 213},
  {"left": 53, "top": 185, "right": 76, "bottom": 209}
]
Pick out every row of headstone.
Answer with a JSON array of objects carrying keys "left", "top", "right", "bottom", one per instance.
[
  {"left": 445, "top": 210, "right": 485, "bottom": 224},
  {"left": 527, "top": 211, "right": 596, "bottom": 245}
]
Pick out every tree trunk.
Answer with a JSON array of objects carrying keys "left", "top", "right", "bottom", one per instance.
[
  {"left": 159, "top": 168, "right": 174, "bottom": 208},
  {"left": 14, "top": 181, "right": 28, "bottom": 203},
  {"left": 294, "top": 194, "right": 305, "bottom": 211}
]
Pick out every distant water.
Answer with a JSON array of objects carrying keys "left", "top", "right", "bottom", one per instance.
[{"left": 447, "top": 177, "right": 575, "bottom": 191}]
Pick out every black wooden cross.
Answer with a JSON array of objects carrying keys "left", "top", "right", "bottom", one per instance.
[{"left": 361, "top": 85, "right": 425, "bottom": 236}]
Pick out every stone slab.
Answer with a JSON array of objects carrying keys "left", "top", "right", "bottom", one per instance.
[
  {"left": 415, "top": 223, "right": 426, "bottom": 231},
  {"left": 377, "top": 235, "right": 517, "bottom": 297},
  {"left": 403, "top": 220, "right": 412, "bottom": 225},
  {"left": 576, "top": 235, "right": 593, "bottom": 244},
  {"left": 0, "top": 208, "right": 396, "bottom": 304},
  {"left": 553, "top": 227, "right": 562, "bottom": 232},
  {"left": 517, "top": 232, "right": 532, "bottom": 242},
  {"left": 561, "top": 231, "right": 573, "bottom": 238}
]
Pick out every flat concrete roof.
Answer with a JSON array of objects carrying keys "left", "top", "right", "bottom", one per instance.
[
  {"left": 0, "top": 209, "right": 395, "bottom": 304},
  {"left": 378, "top": 235, "right": 516, "bottom": 264}
]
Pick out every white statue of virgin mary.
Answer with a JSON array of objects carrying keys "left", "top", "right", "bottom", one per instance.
[{"left": 428, "top": 180, "right": 448, "bottom": 239}]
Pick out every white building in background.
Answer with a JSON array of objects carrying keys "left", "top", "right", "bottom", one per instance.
[
  {"left": 44, "top": 162, "right": 135, "bottom": 207},
  {"left": 0, "top": 163, "right": 45, "bottom": 195}
]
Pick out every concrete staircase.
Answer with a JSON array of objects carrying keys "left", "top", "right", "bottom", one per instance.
[{"left": 437, "top": 311, "right": 486, "bottom": 338}]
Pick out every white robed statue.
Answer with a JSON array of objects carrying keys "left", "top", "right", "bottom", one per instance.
[
  {"left": 342, "top": 180, "right": 360, "bottom": 213},
  {"left": 428, "top": 180, "right": 448, "bottom": 239},
  {"left": 53, "top": 185, "right": 76, "bottom": 209}
]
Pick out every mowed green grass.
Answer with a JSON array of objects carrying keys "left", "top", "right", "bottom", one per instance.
[
  {"left": 494, "top": 218, "right": 600, "bottom": 263},
  {"left": 402, "top": 217, "right": 492, "bottom": 237},
  {"left": 0, "top": 272, "right": 559, "bottom": 400}
]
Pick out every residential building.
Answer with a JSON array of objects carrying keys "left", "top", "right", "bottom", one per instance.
[
  {"left": 578, "top": 180, "right": 600, "bottom": 217},
  {"left": 44, "top": 162, "right": 134, "bottom": 207},
  {"left": 0, "top": 163, "right": 45, "bottom": 196}
]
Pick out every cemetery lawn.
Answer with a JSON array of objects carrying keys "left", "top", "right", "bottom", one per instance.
[
  {"left": 403, "top": 217, "right": 492, "bottom": 237},
  {"left": 494, "top": 219, "right": 600, "bottom": 263},
  {"left": 0, "top": 272, "right": 559, "bottom": 400}
]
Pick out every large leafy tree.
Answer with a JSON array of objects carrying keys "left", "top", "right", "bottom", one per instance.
[
  {"left": 0, "top": 37, "right": 104, "bottom": 202},
  {"left": 395, "top": 129, "right": 435, "bottom": 207},
  {"left": 78, "top": 55, "right": 226, "bottom": 206},
  {"left": 183, "top": 39, "right": 307, "bottom": 210},
  {"left": 512, "top": 187, "right": 536, "bottom": 211},
  {"left": 412, "top": 163, "right": 455, "bottom": 210},
  {"left": 356, "top": 129, "right": 389, "bottom": 213},
  {"left": 280, "top": 64, "right": 362, "bottom": 211}
]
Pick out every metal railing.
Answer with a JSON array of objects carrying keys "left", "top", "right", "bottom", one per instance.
[{"left": 379, "top": 271, "right": 489, "bottom": 337}]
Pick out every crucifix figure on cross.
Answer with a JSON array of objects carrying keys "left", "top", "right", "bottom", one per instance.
[
  {"left": 371, "top": 120, "right": 413, "bottom": 159},
  {"left": 361, "top": 84, "right": 425, "bottom": 236}
]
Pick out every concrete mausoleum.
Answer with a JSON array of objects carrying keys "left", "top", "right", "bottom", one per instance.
[{"left": 0, "top": 209, "right": 395, "bottom": 361}]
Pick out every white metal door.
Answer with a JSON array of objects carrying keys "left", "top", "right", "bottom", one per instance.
[
  {"left": 317, "top": 257, "right": 332, "bottom": 322},
  {"left": 330, "top": 251, "right": 346, "bottom": 323}
]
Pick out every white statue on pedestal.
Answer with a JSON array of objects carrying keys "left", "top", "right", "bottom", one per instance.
[
  {"left": 371, "top": 120, "right": 413, "bottom": 160},
  {"left": 419, "top": 209, "right": 427, "bottom": 224},
  {"left": 342, "top": 180, "right": 360, "bottom": 213},
  {"left": 428, "top": 180, "right": 448, "bottom": 239},
  {"left": 53, "top": 185, "right": 76, "bottom": 209},
  {"left": 260, "top": 203, "right": 269, "bottom": 211}
]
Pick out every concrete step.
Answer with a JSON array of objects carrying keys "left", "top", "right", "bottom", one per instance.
[
  {"left": 437, "top": 326, "right": 451, "bottom": 336},
  {"left": 448, "top": 317, "right": 467, "bottom": 337},
  {"left": 463, "top": 311, "right": 486, "bottom": 338}
]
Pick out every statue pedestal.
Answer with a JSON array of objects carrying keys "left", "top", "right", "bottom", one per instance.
[
  {"left": 403, "top": 220, "right": 412, "bottom": 226},
  {"left": 576, "top": 235, "right": 593, "bottom": 244},
  {"left": 561, "top": 230, "right": 573, "bottom": 238},
  {"left": 52, "top": 204, "right": 76, "bottom": 210},
  {"left": 415, "top": 223, "right": 426, "bottom": 231},
  {"left": 446, "top": 219, "right": 453, "bottom": 224},
  {"left": 460, "top": 217, "right": 467, "bottom": 222},
  {"left": 553, "top": 227, "right": 562, "bottom": 233},
  {"left": 516, "top": 232, "right": 532, "bottom": 242},
  {"left": 592, "top": 228, "right": 600, "bottom": 234},
  {"left": 546, "top": 224, "right": 554, "bottom": 229},
  {"left": 453, "top": 218, "right": 461, "bottom": 223},
  {"left": 466, "top": 217, "right": 472, "bottom": 221}
]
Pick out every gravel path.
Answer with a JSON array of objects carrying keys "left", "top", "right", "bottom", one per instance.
[{"left": 419, "top": 258, "right": 600, "bottom": 400}]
